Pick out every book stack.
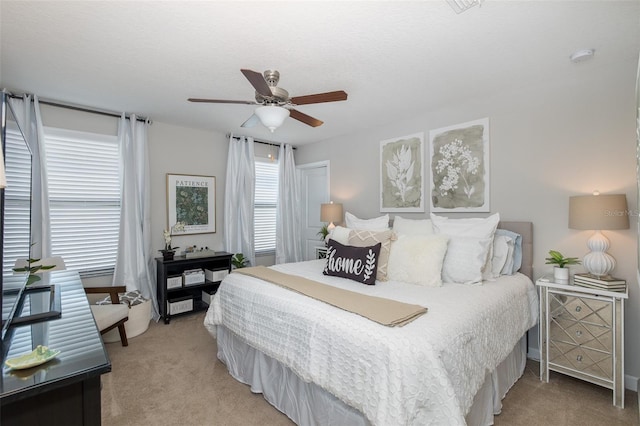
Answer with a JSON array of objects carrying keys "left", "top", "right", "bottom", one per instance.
[{"left": 573, "top": 273, "right": 627, "bottom": 292}]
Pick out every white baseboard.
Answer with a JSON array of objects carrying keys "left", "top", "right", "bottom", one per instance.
[{"left": 624, "top": 374, "right": 639, "bottom": 392}]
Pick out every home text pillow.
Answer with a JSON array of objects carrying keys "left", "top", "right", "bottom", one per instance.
[
  {"left": 345, "top": 212, "right": 389, "bottom": 231},
  {"left": 387, "top": 234, "right": 449, "bottom": 287},
  {"left": 392, "top": 216, "right": 434, "bottom": 237},
  {"left": 323, "top": 239, "right": 381, "bottom": 285},
  {"left": 495, "top": 229, "right": 522, "bottom": 274},
  {"left": 327, "top": 225, "right": 351, "bottom": 245},
  {"left": 348, "top": 229, "right": 395, "bottom": 281},
  {"left": 431, "top": 213, "right": 500, "bottom": 284}
]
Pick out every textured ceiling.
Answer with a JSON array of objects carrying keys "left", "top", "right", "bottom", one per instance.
[{"left": 1, "top": 1, "right": 639, "bottom": 146}]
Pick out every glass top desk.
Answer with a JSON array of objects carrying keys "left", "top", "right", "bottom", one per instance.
[{"left": 1, "top": 270, "right": 111, "bottom": 425}]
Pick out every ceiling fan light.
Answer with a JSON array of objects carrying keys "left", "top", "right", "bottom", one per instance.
[{"left": 255, "top": 105, "right": 290, "bottom": 132}]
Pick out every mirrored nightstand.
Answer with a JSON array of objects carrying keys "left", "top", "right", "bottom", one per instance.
[{"left": 536, "top": 276, "right": 627, "bottom": 408}]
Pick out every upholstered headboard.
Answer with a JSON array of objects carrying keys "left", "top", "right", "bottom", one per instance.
[{"left": 498, "top": 221, "right": 533, "bottom": 280}]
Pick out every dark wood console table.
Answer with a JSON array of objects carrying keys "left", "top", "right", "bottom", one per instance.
[{"left": 1, "top": 270, "right": 111, "bottom": 425}]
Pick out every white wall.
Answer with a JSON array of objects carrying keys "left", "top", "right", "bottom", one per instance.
[{"left": 296, "top": 60, "right": 640, "bottom": 385}]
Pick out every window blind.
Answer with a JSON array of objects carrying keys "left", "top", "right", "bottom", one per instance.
[
  {"left": 254, "top": 159, "right": 279, "bottom": 253},
  {"left": 44, "top": 127, "right": 120, "bottom": 275},
  {"left": 2, "top": 127, "right": 32, "bottom": 274}
]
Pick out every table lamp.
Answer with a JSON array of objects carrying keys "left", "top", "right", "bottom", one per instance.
[
  {"left": 320, "top": 202, "right": 343, "bottom": 231},
  {"left": 568, "top": 193, "right": 629, "bottom": 278}
]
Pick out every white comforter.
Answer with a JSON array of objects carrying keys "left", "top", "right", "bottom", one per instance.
[{"left": 204, "top": 260, "right": 538, "bottom": 426}]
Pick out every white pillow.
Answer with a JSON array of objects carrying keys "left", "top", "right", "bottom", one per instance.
[
  {"left": 327, "top": 225, "right": 351, "bottom": 245},
  {"left": 500, "top": 238, "right": 516, "bottom": 275},
  {"left": 387, "top": 234, "right": 449, "bottom": 287},
  {"left": 431, "top": 213, "right": 500, "bottom": 284},
  {"left": 490, "top": 234, "right": 513, "bottom": 278},
  {"left": 392, "top": 216, "right": 433, "bottom": 236},
  {"left": 345, "top": 212, "right": 389, "bottom": 231}
]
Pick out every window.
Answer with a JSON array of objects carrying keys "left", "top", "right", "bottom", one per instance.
[
  {"left": 44, "top": 127, "right": 120, "bottom": 276},
  {"left": 2, "top": 126, "right": 32, "bottom": 274},
  {"left": 254, "top": 159, "right": 278, "bottom": 254}
]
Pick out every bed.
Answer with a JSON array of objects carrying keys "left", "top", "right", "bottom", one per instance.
[{"left": 204, "top": 219, "right": 538, "bottom": 426}]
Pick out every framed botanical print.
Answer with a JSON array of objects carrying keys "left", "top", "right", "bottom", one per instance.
[
  {"left": 380, "top": 132, "right": 425, "bottom": 212},
  {"left": 166, "top": 174, "right": 216, "bottom": 235},
  {"left": 429, "top": 118, "right": 490, "bottom": 212}
]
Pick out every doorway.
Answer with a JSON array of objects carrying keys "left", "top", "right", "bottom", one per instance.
[{"left": 297, "top": 161, "right": 330, "bottom": 261}]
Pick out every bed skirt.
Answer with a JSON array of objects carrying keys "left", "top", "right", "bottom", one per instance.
[{"left": 216, "top": 325, "right": 527, "bottom": 426}]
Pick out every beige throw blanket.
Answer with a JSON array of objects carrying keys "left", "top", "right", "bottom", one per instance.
[{"left": 235, "top": 266, "right": 427, "bottom": 327}]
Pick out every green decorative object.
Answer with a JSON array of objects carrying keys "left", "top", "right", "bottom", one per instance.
[
  {"left": 12, "top": 246, "right": 57, "bottom": 285},
  {"left": 545, "top": 250, "right": 581, "bottom": 269},
  {"left": 231, "top": 253, "right": 249, "bottom": 269},
  {"left": 317, "top": 224, "right": 329, "bottom": 242}
]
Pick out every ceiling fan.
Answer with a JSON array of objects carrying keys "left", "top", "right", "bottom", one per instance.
[{"left": 188, "top": 69, "right": 348, "bottom": 132}]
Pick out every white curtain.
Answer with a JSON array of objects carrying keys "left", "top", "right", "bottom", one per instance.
[
  {"left": 113, "top": 114, "right": 156, "bottom": 318},
  {"left": 8, "top": 95, "right": 51, "bottom": 259},
  {"left": 275, "top": 143, "right": 302, "bottom": 264},
  {"left": 224, "top": 135, "right": 255, "bottom": 267}
]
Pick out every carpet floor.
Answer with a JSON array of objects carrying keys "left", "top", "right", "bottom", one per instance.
[{"left": 101, "top": 312, "right": 638, "bottom": 426}]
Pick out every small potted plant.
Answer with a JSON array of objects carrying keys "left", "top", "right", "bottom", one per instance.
[
  {"left": 231, "top": 253, "right": 249, "bottom": 269},
  {"left": 545, "top": 250, "right": 581, "bottom": 282}
]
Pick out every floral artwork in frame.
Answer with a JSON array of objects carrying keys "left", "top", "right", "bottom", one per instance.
[
  {"left": 380, "top": 132, "right": 424, "bottom": 212},
  {"left": 429, "top": 118, "right": 490, "bottom": 212},
  {"left": 166, "top": 174, "right": 216, "bottom": 235}
]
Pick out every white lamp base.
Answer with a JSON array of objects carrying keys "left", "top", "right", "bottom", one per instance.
[{"left": 583, "top": 230, "right": 616, "bottom": 278}]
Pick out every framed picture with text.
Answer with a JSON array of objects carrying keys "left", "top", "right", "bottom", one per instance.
[{"left": 166, "top": 174, "right": 216, "bottom": 235}]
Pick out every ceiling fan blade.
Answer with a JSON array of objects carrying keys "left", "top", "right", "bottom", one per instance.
[
  {"left": 289, "top": 109, "right": 323, "bottom": 127},
  {"left": 290, "top": 90, "right": 348, "bottom": 105},
  {"left": 241, "top": 114, "right": 260, "bottom": 128},
  {"left": 188, "top": 98, "right": 257, "bottom": 105},
  {"left": 241, "top": 69, "right": 273, "bottom": 97}
]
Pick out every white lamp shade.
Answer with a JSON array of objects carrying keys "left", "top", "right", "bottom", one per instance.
[
  {"left": 255, "top": 106, "right": 290, "bottom": 132},
  {"left": 320, "top": 203, "right": 343, "bottom": 224}
]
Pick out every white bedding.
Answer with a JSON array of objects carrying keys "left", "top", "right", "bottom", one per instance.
[{"left": 204, "top": 259, "right": 538, "bottom": 426}]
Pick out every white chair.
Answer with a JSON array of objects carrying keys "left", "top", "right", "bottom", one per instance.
[{"left": 84, "top": 286, "right": 129, "bottom": 347}]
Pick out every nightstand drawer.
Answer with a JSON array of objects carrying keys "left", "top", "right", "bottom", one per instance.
[
  {"left": 549, "top": 318, "right": 612, "bottom": 351},
  {"left": 550, "top": 293, "right": 612, "bottom": 325},
  {"left": 549, "top": 341, "right": 613, "bottom": 380}
]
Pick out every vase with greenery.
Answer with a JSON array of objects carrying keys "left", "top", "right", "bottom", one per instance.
[
  {"left": 545, "top": 250, "right": 581, "bottom": 281},
  {"left": 12, "top": 244, "right": 57, "bottom": 285}
]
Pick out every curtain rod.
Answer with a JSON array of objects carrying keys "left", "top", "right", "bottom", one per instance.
[
  {"left": 227, "top": 134, "right": 296, "bottom": 150},
  {"left": 7, "top": 92, "right": 151, "bottom": 123}
]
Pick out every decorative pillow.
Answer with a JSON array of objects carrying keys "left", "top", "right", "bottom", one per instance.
[
  {"left": 392, "top": 216, "right": 434, "bottom": 236},
  {"left": 431, "top": 213, "right": 500, "bottom": 284},
  {"left": 323, "top": 239, "right": 381, "bottom": 285},
  {"left": 440, "top": 236, "right": 493, "bottom": 284},
  {"left": 387, "top": 234, "right": 449, "bottom": 287},
  {"left": 348, "top": 229, "right": 395, "bottom": 281},
  {"left": 495, "top": 229, "right": 522, "bottom": 274},
  {"left": 327, "top": 225, "right": 351, "bottom": 245},
  {"left": 345, "top": 212, "right": 389, "bottom": 231}
]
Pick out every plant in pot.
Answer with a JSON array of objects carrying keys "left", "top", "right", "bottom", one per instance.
[
  {"left": 317, "top": 224, "right": 329, "bottom": 245},
  {"left": 545, "top": 250, "right": 581, "bottom": 282},
  {"left": 231, "top": 253, "right": 249, "bottom": 269}
]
